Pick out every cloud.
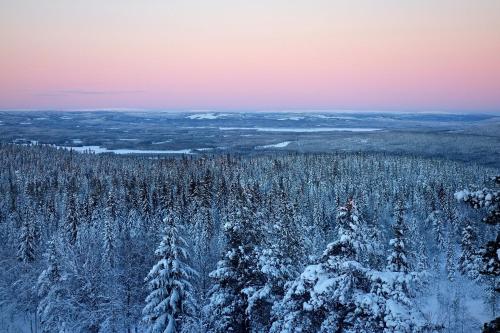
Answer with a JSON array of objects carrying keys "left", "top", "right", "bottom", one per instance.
[
  {"left": 34, "top": 89, "right": 145, "bottom": 96},
  {"left": 60, "top": 89, "right": 145, "bottom": 95}
]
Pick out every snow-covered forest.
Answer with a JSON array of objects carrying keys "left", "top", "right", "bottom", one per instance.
[{"left": 0, "top": 144, "right": 498, "bottom": 332}]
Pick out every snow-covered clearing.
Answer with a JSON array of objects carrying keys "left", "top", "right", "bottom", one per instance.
[
  {"left": 58, "top": 145, "right": 193, "bottom": 154},
  {"left": 257, "top": 141, "right": 292, "bottom": 149},
  {"left": 277, "top": 116, "right": 304, "bottom": 121},
  {"left": 187, "top": 113, "right": 231, "bottom": 120},
  {"left": 219, "top": 127, "right": 381, "bottom": 132},
  {"left": 152, "top": 140, "right": 172, "bottom": 144}
]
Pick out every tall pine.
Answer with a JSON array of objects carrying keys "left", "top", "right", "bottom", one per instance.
[
  {"left": 143, "top": 209, "right": 198, "bottom": 333},
  {"left": 205, "top": 183, "right": 263, "bottom": 333},
  {"left": 271, "top": 199, "right": 377, "bottom": 332}
]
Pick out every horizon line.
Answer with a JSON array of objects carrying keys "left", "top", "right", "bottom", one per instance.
[{"left": 1, "top": 108, "right": 500, "bottom": 115}]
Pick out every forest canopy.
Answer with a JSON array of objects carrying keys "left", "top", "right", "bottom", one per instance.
[{"left": 0, "top": 144, "right": 497, "bottom": 332}]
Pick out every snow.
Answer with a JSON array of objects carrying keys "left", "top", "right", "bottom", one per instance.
[
  {"left": 465, "top": 298, "right": 492, "bottom": 324},
  {"left": 219, "top": 127, "right": 381, "bottom": 132},
  {"left": 313, "top": 115, "right": 358, "bottom": 120},
  {"left": 0, "top": 311, "right": 35, "bottom": 333},
  {"left": 313, "top": 276, "right": 334, "bottom": 294},
  {"left": 454, "top": 190, "right": 468, "bottom": 201},
  {"left": 256, "top": 141, "right": 292, "bottom": 149},
  {"left": 186, "top": 113, "right": 231, "bottom": 120},
  {"left": 58, "top": 145, "right": 194, "bottom": 154},
  {"left": 277, "top": 116, "right": 304, "bottom": 121},
  {"left": 71, "top": 139, "right": 83, "bottom": 144},
  {"left": 152, "top": 140, "right": 172, "bottom": 144}
]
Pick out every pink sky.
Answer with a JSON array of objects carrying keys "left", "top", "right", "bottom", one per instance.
[{"left": 1, "top": 0, "right": 500, "bottom": 111}]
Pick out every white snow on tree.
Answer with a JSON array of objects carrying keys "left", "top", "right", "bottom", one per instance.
[
  {"left": 17, "top": 209, "right": 37, "bottom": 263},
  {"left": 204, "top": 183, "right": 263, "bottom": 333},
  {"left": 245, "top": 181, "right": 307, "bottom": 331},
  {"left": 458, "top": 222, "right": 481, "bottom": 281},
  {"left": 2, "top": 143, "right": 499, "bottom": 332},
  {"left": 271, "top": 199, "right": 380, "bottom": 332},
  {"left": 426, "top": 210, "right": 445, "bottom": 251},
  {"left": 368, "top": 200, "right": 432, "bottom": 333},
  {"left": 143, "top": 210, "right": 198, "bottom": 333},
  {"left": 386, "top": 200, "right": 409, "bottom": 273},
  {"left": 37, "top": 238, "right": 66, "bottom": 332},
  {"left": 65, "top": 192, "right": 78, "bottom": 245},
  {"left": 455, "top": 176, "right": 500, "bottom": 332}
]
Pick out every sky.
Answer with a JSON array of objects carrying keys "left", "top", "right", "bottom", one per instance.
[{"left": 1, "top": 0, "right": 500, "bottom": 112}]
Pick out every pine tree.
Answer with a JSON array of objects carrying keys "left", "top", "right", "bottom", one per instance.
[
  {"left": 17, "top": 212, "right": 37, "bottom": 263},
  {"left": 65, "top": 192, "right": 78, "bottom": 244},
  {"left": 37, "top": 239, "right": 66, "bottom": 332},
  {"left": 387, "top": 200, "right": 409, "bottom": 273},
  {"left": 484, "top": 277, "right": 499, "bottom": 333},
  {"left": 103, "top": 191, "right": 117, "bottom": 267},
  {"left": 458, "top": 222, "right": 480, "bottom": 280},
  {"left": 143, "top": 209, "right": 198, "bottom": 333},
  {"left": 456, "top": 175, "right": 500, "bottom": 332},
  {"left": 205, "top": 184, "right": 262, "bottom": 333},
  {"left": 369, "top": 203, "right": 430, "bottom": 333},
  {"left": 445, "top": 239, "right": 456, "bottom": 282},
  {"left": 140, "top": 181, "right": 151, "bottom": 227},
  {"left": 416, "top": 239, "right": 429, "bottom": 272},
  {"left": 246, "top": 182, "right": 306, "bottom": 331},
  {"left": 189, "top": 175, "right": 215, "bottom": 297},
  {"left": 427, "top": 210, "right": 445, "bottom": 250},
  {"left": 271, "top": 199, "right": 377, "bottom": 332}
]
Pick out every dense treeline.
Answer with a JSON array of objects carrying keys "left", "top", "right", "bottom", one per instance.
[{"left": 0, "top": 144, "right": 497, "bottom": 332}]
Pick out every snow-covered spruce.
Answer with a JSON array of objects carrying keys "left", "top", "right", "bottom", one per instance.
[
  {"left": 17, "top": 209, "right": 37, "bottom": 263},
  {"left": 271, "top": 199, "right": 378, "bottom": 332},
  {"left": 454, "top": 177, "right": 500, "bottom": 226},
  {"left": 458, "top": 222, "right": 481, "bottom": 280},
  {"left": 455, "top": 175, "right": 500, "bottom": 332},
  {"left": 246, "top": 181, "right": 307, "bottom": 332},
  {"left": 369, "top": 200, "right": 432, "bottom": 333},
  {"left": 37, "top": 239, "right": 65, "bottom": 333},
  {"left": 143, "top": 210, "right": 198, "bottom": 333},
  {"left": 271, "top": 199, "right": 433, "bottom": 333},
  {"left": 204, "top": 183, "right": 263, "bottom": 333}
]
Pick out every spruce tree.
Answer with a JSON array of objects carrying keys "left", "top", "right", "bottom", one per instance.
[
  {"left": 65, "top": 192, "right": 78, "bottom": 245},
  {"left": 456, "top": 176, "right": 500, "bottom": 332},
  {"left": 205, "top": 184, "right": 262, "bottom": 333},
  {"left": 458, "top": 222, "right": 480, "bottom": 280},
  {"left": 387, "top": 200, "right": 409, "bottom": 273},
  {"left": 271, "top": 199, "right": 377, "bottom": 332},
  {"left": 18, "top": 213, "right": 36, "bottom": 263},
  {"left": 143, "top": 210, "right": 198, "bottom": 333},
  {"left": 445, "top": 239, "right": 456, "bottom": 282},
  {"left": 247, "top": 182, "right": 306, "bottom": 331},
  {"left": 369, "top": 203, "right": 431, "bottom": 333},
  {"left": 37, "top": 239, "right": 66, "bottom": 332},
  {"left": 103, "top": 191, "right": 117, "bottom": 268}
]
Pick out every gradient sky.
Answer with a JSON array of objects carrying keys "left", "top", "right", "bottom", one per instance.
[{"left": 1, "top": 0, "right": 500, "bottom": 111}]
